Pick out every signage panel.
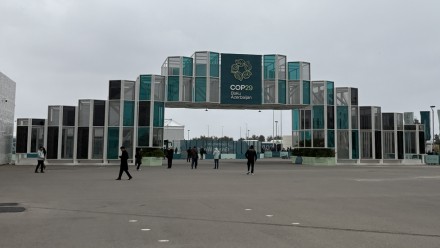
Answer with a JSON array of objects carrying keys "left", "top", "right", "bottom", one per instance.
[{"left": 220, "top": 54, "right": 262, "bottom": 105}]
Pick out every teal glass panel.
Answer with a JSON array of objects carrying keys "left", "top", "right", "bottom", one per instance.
[
  {"left": 210, "top": 52, "right": 219, "bottom": 77},
  {"left": 139, "top": 75, "right": 151, "bottom": 100},
  {"left": 313, "top": 106, "right": 325, "bottom": 129},
  {"left": 107, "top": 127, "right": 119, "bottom": 159},
  {"left": 337, "top": 106, "right": 349, "bottom": 129},
  {"left": 264, "top": 55, "right": 276, "bottom": 80},
  {"left": 303, "top": 81, "right": 310, "bottom": 104},
  {"left": 123, "top": 101, "right": 134, "bottom": 126},
  {"left": 183, "top": 57, "right": 193, "bottom": 76},
  {"left": 327, "top": 130, "right": 335, "bottom": 148},
  {"left": 138, "top": 127, "right": 149, "bottom": 146},
  {"left": 278, "top": 80, "right": 286, "bottom": 104},
  {"left": 195, "top": 77, "right": 206, "bottom": 102},
  {"left": 153, "top": 102, "right": 164, "bottom": 127},
  {"left": 304, "top": 131, "right": 312, "bottom": 147},
  {"left": 167, "top": 76, "right": 179, "bottom": 101},
  {"left": 327, "top": 81, "right": 334, "bottom": 105},
  {"left": 292, "top": 109, "right": 300, "bottom": 130},
  {"left": 352, "top": 130, "right": 359, "bottom": 159},
  {"left": 288, "top": 62, "right": 300, "bottom": 80}
]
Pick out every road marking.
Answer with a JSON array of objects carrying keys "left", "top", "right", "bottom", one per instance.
[
  {"left": 266, "top": 215, "right": 273, "bottom": 217},
  {"left": 158, "top": 240, "right": 169, "bottom": 242},
  {"left": 141, "top": 229, "right": 151, "bottom": 231},
  {"left": 354, "top": 176, "right": 440, "bottom": 182},
  {"left": 129, "top": 220, "right": 138, "bottom": 223},
  {"left": 245, "top": 209, "right": 252, "bottom": 211},
  {"left": 292, "top": 222, "right": 300, "bottom": 225}
]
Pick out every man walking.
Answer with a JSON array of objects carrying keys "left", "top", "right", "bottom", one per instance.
[
  {"left": 191, "top": 146, "right": 198, "bottom": 169},
  {"left": 116, "top": 146, "right": 132, "bottom": 180},
  {"left": 35, "top": 146, "right": 45, "bottom": 173},
  {"left": 245, "top": 145, "right": 257, "bottom": 175}
]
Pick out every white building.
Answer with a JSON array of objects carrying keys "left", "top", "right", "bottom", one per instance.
[{"left": 0, "top": 72, "right": 16, "bottom": 164}]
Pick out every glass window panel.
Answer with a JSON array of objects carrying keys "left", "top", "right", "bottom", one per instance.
[
  {"left": 327, "top": 130, "right": 335, "bottom": 148},
  {"left": 313, "top": 130, "right": 325, "bottom": 147},
  {"left": 123, "top": 81, "right": 135, "bottom": 101},
  {"left": 374, "top": 107, "right": 382, "bottom": 130},
  {"left": 17, "top": 119, "right": 29, "bottom": 126},
  {"left": 288, "top": 81, "right": 300, "bottom": 105},
  {"left": 396, "top": 113, "right": 403, "bottom": 130},
  {"left": 292, "top": 109, "right": 300, "bottom": 131},
  {"left": 108, "top": 101, "right": 120, "bottom": 126},
  {"left": 397, "top": 131, "right": 404, "bottom": 159},
  {"left": 167, "top": 76, "right": 179, "bottom": 101},
  {"left": 31, "top": 127, "right": 44, "bottom": 153},
  {"left": 79, "top": 100, "right": 90, "bottom": 127},
  {"left": 167, "top": 57, "right": 181, "bottom": 76},
  {"left": 351, "top": 107, "right": 358, "bottom": 129},
  {"left": 352, "top": 130, "right": 359, "bottom": 159},
  {"left": 264, "top": 80, "right": 275, "bottom": 103},
  {"left": 210, "top": 52, "right": 219, "bottom": 77},
  {"left": 92, "top": 127, "right": 104, "bottom": 159},
  {"left": 138, "top": 127, "right": 149, "bottom": 147},
  {"left": 107, "top": 127, "right": 119, "bottom": 159},
  {"left": 351, "top": 88, "right": 358, "bottom": 106},
  {"left": 122, "top": 128, "right": 134, "bottom": 158},
  {"left": 31, "top": 119, "right": 45, "bottom": 126},
  {"left": 375, "top": 131, "right": 382, "bottom": 159},
  {"left": 93, "top": 100, "right": 105, "bottom": 126},
  {"left": 48, "top": 106, "right": 60, "bottom": 126},
  {"left": 312, "top": 82, "right": 325, "bottom": 105},
  {"left": 292, "top": 131, "right": 300, "bottom": 147},
  {"left": 404, "top": 131, "right": 416, "bottom": 154},
  {"left": 123, "top": 101, "right": 134, "bottom": 126},
  {"left": 183, "top": 77, "right": 193, "bottom": 102},
  {"left": 278, "top": 80, "right": 286, "bottom": 104},
  {"left": 16, "top": 126, "right": 28, "bottom": 153},
  {"left": 303, "top": 81, "right": 310, "bottom": 105},
  {"left": 327, "top": 106, "right": 335, "bottom": 129},
  {"left": 47, "top": 127, "right": 59, "bottom": 159},
  {"left": 109, "top": 80, "right": 121, "bottom": 100},
  {"left": 382, "top": 113, "right": 395, "bottom": 130},
  {"left": 337, "top": 130, "right": 349, "bottom": 159},
  {"left": 195, "top": 77, "right": 206, "bottom": 102},
  {"left": 383, "top": 131, "right": 395, "bottom": 159},
  {"left": 61, "top": 127, "right": 74, "bottom": 159},
  {"left": 209, "top": 78, "right": 219, "bottom": 103},
  {"left": 337, "top": 106, "right": 349, "bottom": 129},
  {"left": 336, "top": 88, "right": 350, "bottom": 106},
  {"left": 277, "top": 55, "right": 286, "bottom": 80},
  {"left": 62, "top": 106, "right": 75, "bottom": 126},
  {"left": 154, "top": 76, "right": 165, "bottom": 101},
  {"left": 327, "top": 81, "right": 334, "bottom": 105},
  {"left": 183, "top": 57, "right": 193, "bottom": 76},
  {"left": 77, "top": 127, "right": 89, "bottom": 159},
  {"left": 195, "top": 52, "right": 208, "bottom": 77},
  {"left": 313, "top": 106, "right": 325, "bottom": 129},
  {"left": 301, "top": 63, "right": 310, "bottom": 81},
  {"left": 360, "top": 107, "right": 372, "bottom": 130},
  {"left": 139, "top": 75, "right": 151, "bottom": 101},
  {"left": 152, "top": 128, "right": 163, "bottom": 147},
  {"left": 288, "top": 62, "right": 300, "bottom": 80},
  {"left": 360, "top": 131, "right": 372, "bottom": 159},
  {"left": 138, "top": 101, "right": 151, "bottom": 127},
  {"left": 264, "top": 55, "right": 276, "bottom": 80},
  {"left": 153, "top": 102, "right": 164, "bottom": 127},
  {"left": 419, "top": 131, "right": 425, "bottom": 154},
  {"left": 304, "top": 131, "right": 312, "bottom": 147}
]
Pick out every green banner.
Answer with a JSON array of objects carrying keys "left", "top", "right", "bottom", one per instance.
[{"left": 220, "top": 54, "right": 262, "bottom": 105}]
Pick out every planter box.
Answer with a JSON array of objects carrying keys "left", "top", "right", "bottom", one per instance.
[
  {"left": 292, "top": 156, "right": 336, "bottom": 165},
  {"left": 141, "top": 157, "right": 163, "bottom": 166}
]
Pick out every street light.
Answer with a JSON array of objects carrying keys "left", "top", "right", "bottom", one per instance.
[
  {"left": 430, "top": 105, "right": 435, "bottom": 144},
  {"left": 275, "top": 120, "right": 278, "bottom": 139},
  {"left": 187, "top": 129, "right": 190, "bottom": 140}
]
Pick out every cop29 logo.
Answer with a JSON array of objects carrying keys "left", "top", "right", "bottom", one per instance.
[{"left": 230, "top": 59, "right": 252, "bottom": 81}]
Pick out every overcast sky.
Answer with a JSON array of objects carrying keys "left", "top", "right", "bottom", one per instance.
[{"left": 1, "top": 0, "right": 439, "bottom": 140}]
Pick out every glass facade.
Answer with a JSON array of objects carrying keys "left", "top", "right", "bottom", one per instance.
[
  {"left": 139, "top": 75, "right": 151, "bottom": 101},
  {"left": 167, "top": 76, "right": 179, "bottom": 101}
]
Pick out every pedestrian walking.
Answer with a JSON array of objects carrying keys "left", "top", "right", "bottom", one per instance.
[
  {"left": 200, "top": 147, "right": 205, "bottom": 160},
  {"left": 135, "top": 148, "right": 142, "bottom": 171},
  {"left": 116, "top": 146, "right": 132, "bottom": 180},
  {"left": 166, "top": 147, "right": 174, "bottom": 169},
  {"left": 35, "top": 146, "right": 45, "bottom": 173},
  {"left": 186, "top": 148, "right": 191, "bottom": 162},
  {"left": 245, "top": 145, "right": 258, "bottom": 175},
  {"left": 191, "top": 146, "right": 198, "bottom": 169},
  {"left": 213, "top": 147, "right": 220, "bottom": 169}
]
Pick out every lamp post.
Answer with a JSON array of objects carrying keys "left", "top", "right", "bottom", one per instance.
[
  {"left": 275, "top": 121, "right": 278, "bottom": 139},
  {"left": 430, "top": 105, "right": 435, "bottom": 145},
  {"left": 187, "top": 130, "right": 190, "bottom": 140}
]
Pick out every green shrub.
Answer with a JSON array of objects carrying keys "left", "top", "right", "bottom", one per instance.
[
  {"left": 141, "top": 148, "right": 164, "bottom": 158},
  {"left": 291, "top": 148, "right": 335, "bottom": 157}
]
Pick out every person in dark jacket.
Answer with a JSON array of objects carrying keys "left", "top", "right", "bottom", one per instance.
[
  {"left": 191, "top": 146, "right": 198, "bottom": 169},
  {"left": 186, "top": 148, "right": 191, "bottom": 162},
  {"left": 135, "top": 148, "right": 142, "bottom": 171},
  {"left": 245, "top": 145, "right": 258, "bottom": 175},
  {"left": 166, "top": 147, "right": 174, "bottom": 169},
  {"left": 116, "top": 146, "right": 132, "bottom": 180}
]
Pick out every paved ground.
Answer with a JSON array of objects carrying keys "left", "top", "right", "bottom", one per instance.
[{"left": 1, "top": 159, "right": 440, "bottom": 248}]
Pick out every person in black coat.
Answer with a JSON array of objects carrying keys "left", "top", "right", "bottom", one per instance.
[
  {"left": 166, "top": 147, "right": 174, "bottom": 169},
  {"left": 245, "top": 145, "right": 258, "bottom": 175},
  {"left": 116, "top": 146, "right": 132, "bottom": 180}
]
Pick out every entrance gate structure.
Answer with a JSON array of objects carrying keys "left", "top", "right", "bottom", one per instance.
[{"left": 15, "top": 51, "right": 426, "bottom": 164}]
